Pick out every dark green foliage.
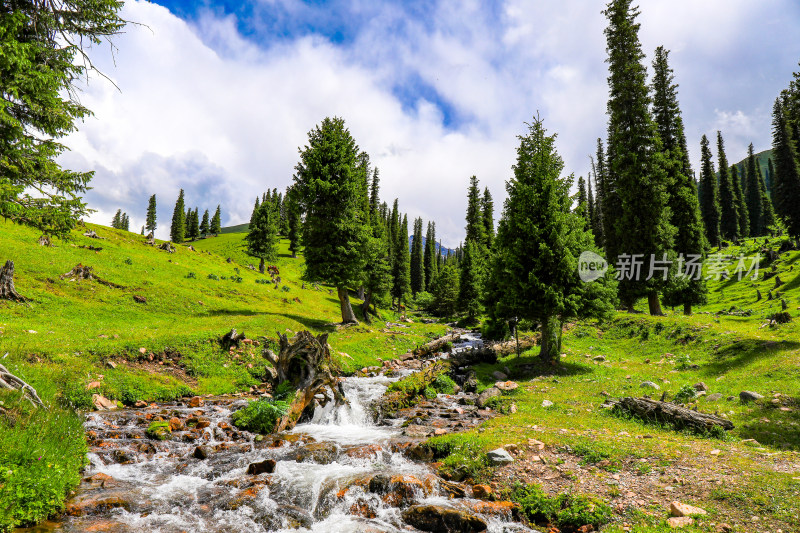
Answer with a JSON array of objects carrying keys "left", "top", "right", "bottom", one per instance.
[
  {"left": 145, "top": 421, "right": 171, "bottom": 441},
  {"left": 592, "top": 142, "right": 609, "bottom": 249},
  {"left": 772, "top": 99, "right": 800, "bottom": 238},
  {"left": 146, "top": 194, "right": 157, "bottom": 233},
  {"left": 362, "top": 175, "right": 392, "bottom": 315},
  {"left": 756, "top": 160, "right": 777, "bottom": 232},
  {"left": 465, "top": 175, "right": 485, "bottom": 246},
  {"left": 170, "top": 189, "right": 186, "bottom": 243},
  {"left": 231, "top": 398, "right": 290, "bottom": 434},
  {"left": 716, "top": 132, "right": 739, "bottom": 240},
  {"left": 430, "top": 263, "right": 459, "bottom": 317},
  {"left": 651, "top": 47, "right": 707, "bottom": 313},
  {"left": 745, "top": 143, "right": 765, "bottom": 236},
  {"left": 423, "top": 221, "right": 437, "bottom": 292},
  {"left": 200, "top": 209, "right": 210, "bottom": 236},
  {"left": 0, "top": 0, "right": 125, "bottom": 237},
  {"left": 246, "top": 196, "right": 279, "bottom": 267},
  {"left": 481, "top": 187, "right": 495, "bottom": 249},
  {"left": 457, "top": 240, "right": 481, "bottom": 320},
  {"left": 286, "top": 188, "right": 302, "bottom": 257},
  {"left": 432, "top": 374, "right": 457, "bottom": 394},
  {"left": 210, "top": 205, "right": 222, "bottom": 235},
  {"left": 510, "top": 483, "right": 613, "bottom": 532},
  {"left": 410, "top": 217, "right": 425, "bottom": 296},
  {"left": 730, "top": 166, "right": 749, "bottom": 237},
  {"left": 249, "top": 197, "right": 260, "bottom": 226},
  {"left": 490, "top": 117, "right": 617, "bottom": 361},
  {"left": 698, "top": 135, "right": 721, "bottom": 246},
  {"left": 391, "top": 214, "right": 411, "bottom": 305},
  {"left": 575, "top": 176, "right": 589, "bottom": 226},
  {"left": 187, "top": 208, "right": 200, "bottom": 241},
  {"left": 604, "top": 0, "right": 674, "bottom": 310}
]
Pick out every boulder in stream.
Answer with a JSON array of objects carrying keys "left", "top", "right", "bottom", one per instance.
[{"left": 402, "top": 504, "right": 487, "bottom": 533}]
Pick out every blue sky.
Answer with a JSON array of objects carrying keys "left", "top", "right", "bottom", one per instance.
[{"left": 63, "top": 0, "right": 800, "bottom": 245}]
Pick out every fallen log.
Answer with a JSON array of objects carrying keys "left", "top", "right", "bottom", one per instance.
[
  {"left": 412, "top": 333, "right": 461, "bottom": 358},
  {"left": 0, "top": 363, "right": 45, "bottom": 408},
  {"left": 449, "top": 347, "right": 497, "bottom": 368},
  {"left": 262, "top": 331, "right": 346, "bottom": 432},
  {"left": 610, "top": 396, "right": 733, "bottom": 433},
  {"left": 490, "top": 336, "right": 537, "bottom": 357}
]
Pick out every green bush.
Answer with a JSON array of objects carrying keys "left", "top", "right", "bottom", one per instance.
[
  {"left": 185, "top": 271, "right": 196, "bottom": 279},
  {"left": 433, "top": 374, "right": 457, "bottom": 394},
  {"left": 423, "top": 386, "right": 437, "bottom": 399},
  {"left": 674, "top": 384, "right": 697, "bottom": 403},
  {"left": 145, "top": 421, "right": 171, "bottom": 440},
  {"left": 413, "top": 291, "right": 435, "bottom": 310},
  {"left": 208, "top": 273, "right": 219, "bottom": 280},
  {"left": 425, "top": 435, "right": 489, "bottom": 481},
  {"left": 231, "top": 397, "right": 290, "bottom": 434},
  {"left": 510, "top": 482, "right": 612, "bottom": 532}
]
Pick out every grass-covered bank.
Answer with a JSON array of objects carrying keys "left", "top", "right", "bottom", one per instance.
[{"left": 0, "top": 221, "right": 446, "bottom": 529}]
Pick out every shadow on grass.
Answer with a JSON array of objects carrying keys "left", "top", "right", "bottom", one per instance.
[
  {"left": 737, "top": 400, "right": 800, "bottom": 451},
  {"left": 262, "top": 312, "right": 337, "bottom": 333},
  {"left": 703, "top": 338, "right": 800, "bottom": 374},
  {"left": 473, "top": 353, "right": 593, "bottom": 385}
]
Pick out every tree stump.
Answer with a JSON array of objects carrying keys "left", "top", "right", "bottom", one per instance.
[
  {"left": 0, "top": 261, "right": 26, "bottom": 302},
  {"left": 262, "top": 331, "right": 346, "bottom": 433},
  {"left": 610, "top": 397, "right": 733, "bottom": 433},
  {"left": 159, "top": 242, "right": 175, "bottom": 253},
  {"left": 60, "top": 264, "right": 124, "bottom": 288},
  {"left": 220, "top": 328, "right": 246, "bottom": 351},
  {"left": 145, "top": 231, "right": 155, "bottom": 245},
  {"left": 0, "top": 364, "right": 45, "bottom": 408},
  {"left": 775, "top": 276, "right": 783, "bottom": 288},
  {"left": 37, "top": 235, "right": 51, "bottom": 247},
  {"left": 83, "top": 230, "right": 101, "bottom": 239},
  {"left": 756, "top": 289, "right": 762, "bottom": 301}
]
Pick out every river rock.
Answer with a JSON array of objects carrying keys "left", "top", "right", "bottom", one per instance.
[
  {"left": 145, "top": 421, "right": 171, "bottom": 441},
  {"left": 495, "top": 381, "right": 518, "bottom": 391},
  {"left": 401, "top": 504, "right": 487, "bottom": 533},
  {"left": 640, "top": 381, "right": 660, "bottom": 390},
  {"left": 66, "top": 490, "right": 133, "bottom": 516},
  {"left": 189, "top": 396, "right": 204, "bottom": 408},
  {"left": 281, "top": 504, "right": 313, "bottom": 529},
  {"left": 477, "top": 387, "right": 501, "bottom": 408},
  {"left": 193, "top": 445, "right": 212, "bottom": 460},
  {"left": 487, "top": 448, "right": 514, "bottom": 466},
  {"left": 247, "top": 459, "right": 276, "bottom": 475},
  {"left": 404, "top": 424, "right": 432, "bottom": 438},
  {"left": 739, "top": 391, "right": 763, "bottom": 403},
  {"left": 92, "top": 394, "right": 117, "bottom": 411},
  {"left": 295, "top": 442, "right": 339, "bottom": 464},
  {"left": 112, "top": 449, "right": 137, "bottom": 464},
  {"left": 472, "top": 484, "right": 492, "bottom": 499}
]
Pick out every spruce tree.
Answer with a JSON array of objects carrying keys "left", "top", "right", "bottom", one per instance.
[
  {"left": 716, "top": 132, "right": 739, "bottom": 240},
  {"left": 170, "top": 189, "right": 186, "bottom": 243},
  {"left": 424, "top": 221, "right": 437, "bottom": 292},
  {"left": 587, "top": 179, "right": 596, "bottom": 239},
  {"left": 246, "top": 198, "right": 278, "bottom": 272},
  {"left": 410, "top": 217, "right": 425, "bottom": 296},
  {"left": 490, "top": 117, "right": 616, "bottom": 361},
  {"left": 464, "top": 176, "right": 485, "bottom": 246},
  {"left": 481, "top": 187, "right": 495, "bottom": 249},
  {"left": 431, "top": 264, "right": 459, "bottom": 317},
  {"left": 188, "top": 208, "right": 200, "bottom": 241},
  {"left": 210, "top": 205, "right": 222, "bottom": 235},
  {"left": 361, "top": 170, "right": 391, "bottom": 320},
  {"left": 604, "top": 0, "right": 674, "bottom": 314},
  {"left": 249, "top": 197, "right": 260, "bottom": 227},
  {"left": 744, "top": 143, "right": 764, "bottom": 236},
  {"left": 391, "top": 214, "right": 411, "bottom": 307},
  {"left": 112, "top": 209, "right": 122, "bottom": 229},
  {"left": 122, "top": 213, "right": 129, "bottom": 231},
  {"left": 292, "top": 117, "right": 370, "bottom": 323},
  {"left": 200, "top": 209, "right": 210, "bottom": 236},
  {"left": 286, "top": 188, "right": 302, "bottom": 258},
  {"left": 771, "top": 99, "right": 800, "bottom": 238},
  {"left": 651, "top": 46, "right": 707, "bottom": 314},
  {"left": 757, "top": 162, "right": 777, "bottom": 233},
  {"left": 457, "top": 240, "right": 481, "bottom": 320},
  {"left": 590, "top": 161, "right": 606, "bottom": 246},
  {"left": 145, "top": 194, "right": 157, "bottom": 234},
  {"left": 575, "top": 176, "right": 589, "bottom": 225},
  {"left": 698, "top": 135, "right": 721, "bottom": 247},
  {"left": 730, "top": 165, "right": 749, "bottom": 237},
  {"left": 767, "top": 158, "right": 776, "bottom": 204}
]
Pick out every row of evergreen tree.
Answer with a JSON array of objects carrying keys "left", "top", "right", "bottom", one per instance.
[
  {"left": 110, "top": 210, "right": 130, "bottom": 231},
  {"left": 168, "top": 190, "right": 221, "bottom": 243}
]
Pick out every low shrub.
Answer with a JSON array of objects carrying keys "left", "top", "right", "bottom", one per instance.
[
  {"left": 432, "top": 374, "right": 457, "bottom": 394},
  {"left": 510, "top": 482, "right": 612, "bottom": 532},
  {"left": 674, "top": 384, "right": 697, "bottom": 403},
  {"left": 231, "top": 397, "right": 290, "bottom": 434}
]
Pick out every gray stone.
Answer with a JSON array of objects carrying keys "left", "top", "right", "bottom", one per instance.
[
  {"left": 640, "top": 381, "right": 660, "bottom": 390},
  {"left": 477, "top": 387, "right": 501, "bottom": 408},
  {"left": 246, "top": 459, "right": 276, "bottom": 475},
  {"left": 739, "top": 391, "right": 763, "bottom": 403},
  {"left": 593, "top": 355, "right": 606, "bottom": 362},
  {"left": 541, "top": 400, "right": 554, "bottom": 407},
  {"left": 491, "top": 371, "right": 508, "bottom": 381},
  {"left": 486, "top": 448, "right": 514, "bottom": 465},
  {"left": 193, "top": 445, "right": 211, "bottom": 460},
  {"left": 705, "top": 393, "right": 723, "bottom": 401},
  {"left": 693, "top": 382, "right": 709, "bottom": 392}
]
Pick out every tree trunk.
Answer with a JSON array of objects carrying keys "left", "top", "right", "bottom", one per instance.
[
  {"left": 357, "top": 285, "right": 365, "bottom": 301},
  {"left": 361, "top": 290, "right": 373, "bottom": 324},
  {"left": 262, "top": 331, "right": 346, "bottom": 433},
  {"left": 338, "top": 287, "right": 358, "bottom": 324},
  {"left": 539, "top": 315, "right": 561, "bottom": 362},
  {"left": 291, "top": 251, "right": 297, "bottom": 259},
  {"left": 683, "top": 302, "right": 692, "bottom": 316},
  {"left": 0, "top": 261, "right": 25, "bottom": 302},
  {"left": 259, "top": 257, "right": 265, "bottom": 274},
  {"left": 610, "top": 397, "right": 734, "bottom": 433},
  {"left": 647, "top": 291, "right": 664, "bottom": 316}
]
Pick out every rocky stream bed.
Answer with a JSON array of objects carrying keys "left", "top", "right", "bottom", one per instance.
[{"left": 19, "top": 333, "right": 539, "bottom": 533}]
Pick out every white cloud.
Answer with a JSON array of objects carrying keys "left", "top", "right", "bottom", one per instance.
[{"left": 62, "top": 0, "right": 800, "bottom": 246}]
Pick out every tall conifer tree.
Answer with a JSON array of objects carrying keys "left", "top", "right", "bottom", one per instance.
[
  {"left": 210, "top": 205, "right": 221, "bottom": 235},
  {"left": 716, "top": 132, "right": 739, "bottom": 241},
  {"left": 200, "top": 209, "right": 210, "bottom": 236},
  {"left": 698, "top": 136, "right": 721, "bottom": 247},
  {"left": 745, "top": 143, "right": 765, "bottom": 236},
  {"left": 424, "top": 222, "right": 437, "bottom": 292},
  {"left": 771, "top": 99, "right": 800, "bottom": 237},
  {"left": 170, "top": 189, "right": 186, "bottom": 243},
  {"left": 145, "top": 194, "right": 157, "bottom": 234},
  {"left": 457, "top": 241, "right": 481, "bottom": 320},
  {"left": 730, "top": 165, "right": 749, "bottom": 237},
  {"left": 246, "top": 198, "right": 278, "bottom": 272},
  {"left": 464, "top": 176, "right": 485, "bottom": 246},
  {"left": 410, "top": 217, "right": 425, "bottom": 296},
  {"left": 391, "top": 214, "right": 411, "bottom": 307},
  {"left": 481, "top": 188, "right": 495, "bottom": 249}
]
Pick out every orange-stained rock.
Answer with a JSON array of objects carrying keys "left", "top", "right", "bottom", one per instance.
[
  {"left": 344, "top": 444, "right": 382, "bottom": 459},
  {"left": 169, "top": 417, "right": 184, "bottom": 431},
  {"left": 66, "top": 491, "right": 132, "bottom": 516},
  {"left": 464, "top": 500, "right": 520, "bottom": 518},
  {"left": 472, "top": 484, "right": 492, "bottom": 499},
  {"left": 189, "top": 396, "right": 204, "bottom": 408}
]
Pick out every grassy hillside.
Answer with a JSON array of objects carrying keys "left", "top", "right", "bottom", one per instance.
[{"left": 0, "top": 221, "right": 445, "bottom": 529}]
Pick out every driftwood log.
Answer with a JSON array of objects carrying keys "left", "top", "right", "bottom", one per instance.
[
  {"left": 611, "top": 397, "right": 733, "bottom": 433},
  {"left": 220, "top": 328, "right": 246, "bottom": 350},
  {"left": 0, "top": 260, "right": 26, "bottom": 302},
  {"left": 262, "top": 331, "right": 346, "bottom": 433},
  {"left": 0, "top": 363, "right": 45, "bottom": 408},
  {"left": 60, "top": 264, "right": 124, "bottom": 289},
  {"left": 412, "top": 333, "right": 461, "bottom": 358}
]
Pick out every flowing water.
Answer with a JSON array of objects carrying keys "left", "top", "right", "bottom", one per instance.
[{"left": 27, "top": 333, "right": 538, "bottom": 532}]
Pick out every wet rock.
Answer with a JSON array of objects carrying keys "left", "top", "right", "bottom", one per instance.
[
  {"left": 477, "top": 387, "right": 501, "bottom": 408},
  {"left": 66, "top": 491, "right": 133, "bottom": 516},
  {"left": 472, "top": 484, "right": 492, "bottom": 499},
  {"left": 464, "top": 500, "right": 520, "bottom": 518},
  {"left": 439, "top": 479, "right": 466, "bottom": 498},
  {"left": 402, "top": 504, "right": 487, "bottom": 533},
  {"left": 487, "top": 448, "right": 514, "bottom": 466},
  {"left": 189, "top": 396, "right": 204, "bottom": 408},
  {"left": 281, "top": 504, "right": 313, "bottom": 529},
  {"left": 404, "top": 424, "right": 432, "bottom": 438},
  {"left": 739, "top": 391, "right": 763, "bottom": 403},
  {"left": 295, "top": 441, "right": 339, "bottom": 464},
  {"left": 92, "top": 394, "right": 117, "bottom": 411},
  {"left": 193, "top": 445, "right": 212, "bottom": 460},
  {"left": 112, "top": 449, "right": 137, "bottom": 464},
  {"left": 168, "top": 417, "right": 184, "bottom": 431},
  {"left": 83, "top": 473, "right": 118, "bottom": 489},
  {"left": 247, "top": 459, "right": 276, "bottom": 475},
  {"left": 133, "top": 400, "right": 148, "bottom": 408},
  {"left": 145, "top": 421, "right": 171, "bottom": 441},
  {"left": 344, "top": 444, "right": 383, "bottom": 459}
]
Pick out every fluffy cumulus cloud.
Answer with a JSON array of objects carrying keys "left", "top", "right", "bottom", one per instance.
[{"left": 62, "top": 0, "right": 800, "bottom": 245}]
